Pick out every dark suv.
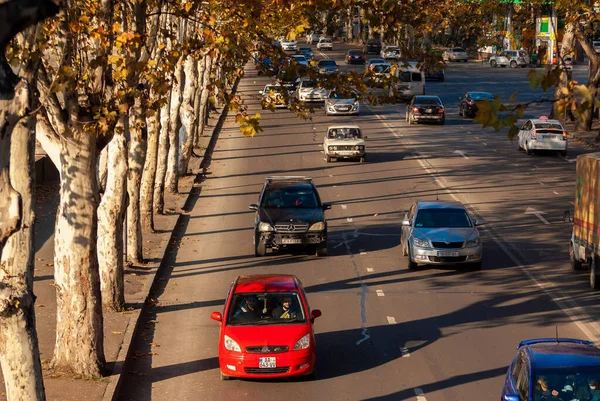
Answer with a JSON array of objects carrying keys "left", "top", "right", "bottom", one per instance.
[
  {"left": 363, "top": 40, "right": 382, "bottom": 54},
  {"left": 249, "top": 177, "right": 331, "bottom": 257}
]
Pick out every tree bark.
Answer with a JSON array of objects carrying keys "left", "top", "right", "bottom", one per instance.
[
  {"left": 153, "top": 96, "right": 171, "bottom": 215},
  {"left": 197, "top": 55, "right": 213, "bottom": 139},
  {"left": 35, "top": 118, "right": 61, "bottom": 177},
  {"left": 193, "top": 56, "right": 208, "bottom": 148},
  {"left": 51, "top": 126, "right": 105, "bottom": 377},
  {"left": 179, "top": 54, "right": 199, "bottom": 176},
  {"left": 97, "top": 117, "right": 128, "bottom": 311},
  {"left": 552, "top": 22, "right": 575, "bottom": 124},
  {"left": 126, "top": 99, "right": 146, "bottom": 263},
  {"left": 141, "top": 108, "right": 159, "bottom": 232},
  {"left": 165, "top": 57, "right": 184, "bottom": 194},
  {"left": 97, "top": 147, "right": 108, "bottom": 194}
]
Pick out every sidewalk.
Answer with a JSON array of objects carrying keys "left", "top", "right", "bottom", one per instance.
[
  {"left": 565, "top": 120, "right": 600, "bottom": 150},
  {"left": 0, "top": 100, "right": 233, "bottom": 400}
]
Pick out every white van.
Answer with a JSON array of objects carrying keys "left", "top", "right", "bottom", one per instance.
[{"left": 391, "top": 62, "right": 425, "bottom": 101}]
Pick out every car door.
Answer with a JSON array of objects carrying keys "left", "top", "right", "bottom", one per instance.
[
  {"left": 401, "top": 203, "right": 416, "bottom": 249},
  {"left": 515, "top": 353, "right": 530, "bottom": 401},
  {"left": 323, "top": 129, "right": 331, "bottom": 153},
  {"left": 518, "top": 120, "right": 532, "bottom": 148}
]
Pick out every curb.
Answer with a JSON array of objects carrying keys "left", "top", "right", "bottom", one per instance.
[{"left": 101, "top": 76, "right": 241, "bottom": 401}]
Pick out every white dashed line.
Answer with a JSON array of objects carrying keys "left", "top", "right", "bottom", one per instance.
[
  {"left": 554, "top": 191, "right": 559, "bottom": 195},
  {"left": 570, "top": 201, "right": 575, "bottom": 205},
  {"left": 347, "top": 217, "right": 353, "bottom": 222},
  {"left": 401, "top": 347, "right": 411, "bottom": 358},
  {"left": 341, "top": 205, "right": 347, "bottom": 209},
  {"left": 376, "top": 290, "right": 385, "bottom": 297},
  {"left": 475, "top": 136, "right": 479, "bottom": 139},
  {"left": 483, "top": 142, "right": 487, "bottom": 146},
  {"left": 366, "top": 267, "right": 374, "bottom": 272},
  {"left": 539, "top": 181, "right": 545, "bottom": 186},
  {"left": 360, "top": 252, "right": 367, "bottom": 255},
  {"left": 493, "top": 149, "right": 497, "bottom": 152},
  {"left": 387, "top": 316, "right": 396, "bottom": 324},
  {"left": 415, "top": 388, "right": 426, "bottom": 400}
]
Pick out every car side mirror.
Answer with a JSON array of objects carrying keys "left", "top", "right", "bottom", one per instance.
[
  {"left": 249, "top": 204, "right": 258, "bottom": 211},
  {"left": 322, "top": 203, "right": 332, "bottom": 210},
  {"left": 474, "top": 219, "right": 484, "bottom": 226},
  {"left": 258, "top": 90, "right": 263, "bottom": 95},
  {"left": 402, "top": 219, "right": 411, "bottom": 226},
  {"left": 210, "top": 312, "right": 223, "bottom": 322},
  {"left": 503, "top": 395, "right": 520, "bottom": 401},
  {"left": 311, "top": 309, "right": 322, "bottom": 320}
]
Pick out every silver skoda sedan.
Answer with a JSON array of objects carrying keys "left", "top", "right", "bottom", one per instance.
[{"left": 400, "top": 201, "right": 483, "bottom": 270}]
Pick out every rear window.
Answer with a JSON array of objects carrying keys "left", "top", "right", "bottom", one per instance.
[
  {"left": 470, "top": 93, "right": 494, "bottom": 101},
  {"left": 227, "top": 292, "right": 306, "bottom": 326},
  {"left": 398, "top": 72, "right": 422, "bottom": 82},
  {"left": 349, "top": 50, "right": 362, "bottom": 55},
  {"left": 415, "top": 97, "right": 441, "bottom": 105},
  {"left": 453, "top": 48, "right": 466, "bottom": 52},
  {"left": 535, "top": 123, "right": 563, "bottom": 130},
  {"left": 319, "top": 60, "right": 336, "bottom": 66}
]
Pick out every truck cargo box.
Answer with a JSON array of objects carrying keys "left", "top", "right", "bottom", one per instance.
[{"left": 574, "top": 152, "right": 600, "bottom": 251}]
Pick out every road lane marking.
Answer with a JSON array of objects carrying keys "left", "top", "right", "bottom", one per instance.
[
  {"left": 493, "top": 149, "right": 497, "bottom": 152},
  {"left": 347, "top": 218, "right": 353, "bottom": 223},
  {"left": 376, "top": 289, "right": 385, "bottom": 297},
  {"left": 561, "top": 156, "right": 576, "bottom": 163},
  {"left": 415, "top": 388, "right": 426, "bottom": 401},
  {"left": 453, "top": 150, "right": 469, "bottom": 159},
  {"left": 367, "top": 267, "right": 374, "bottom": 272},
  {"left": 369, "top": 105, "right": 600, "bottom": 345},
  {"left": 525, "top": 207, "right": 550, "bottom": 225},
  {"left": 401, "top": 347, "right": 410, "bottom": 357},
  {"left": 554, "top": 191, "right": 559, "bottom": 195},
  {"left": 341, "top": 204, "right": 347, "bottom": 209},
  {"left": 539, "top": 181, "right": 545, "bottom": 186},
  {"left": 483, "top": 142, "right": 487, "bottom": 146},
  {"left": 387, "top": 316, "right": 396, "bottom": 324}
]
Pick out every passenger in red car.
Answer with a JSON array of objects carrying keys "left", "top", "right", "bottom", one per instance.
[{"left": 272, "top": 297, "right": 298, "bottom": 320}]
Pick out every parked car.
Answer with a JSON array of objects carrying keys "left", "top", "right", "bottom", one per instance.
[
  {"left": 366, "top": 58, "right": 387, "bottom": 72},
  {"left": 363, "top": 39, "right": 382, "bottom": 54},
  {"left": 297, "top": 46, "right": 314, "bottom": 60},
  {"left": 381, "top": 45, "right": 401, "bottom": 60},
  {"left": 249, "top": 176, "right": 331, "bottom": 256},
  {"left": 489, "top": 49, "right": 530, "bottom": 68},
  {"left": 458, "top": 91, "right": 494, "bottom": 118},
  {"left": 400, "top": 201, "right": 483, "bottom": 270},
  {"left": 500, "top": 338, "right": 600, "bottom": 401},
  {"left": 323, "top": 125, "right": 366, "bottom": 163},
  {"left": 325, "top": 90, "right": 360, "bottom": 116},
  {"left": 211, "top": 274, "right": 322, "bottom": 380},
  {"left": 307, "top": 32, "right": 322, "bottom": 44},
  {"left": 316, "top": 37, "right": 333, "bottom": 51},
  {"left": 516, "top": 118, "right": 567, "bottom": 156},
  {"left": 406, "top": 95, "right": 445, "bottom": 125},
  {"left": 345, "top": 49, "right": 366, "bottom": 64},
  {"left": 259, "top": 84, "right": 290, "bottom": 109},
  {"left": 317, "top": 59, "right": 339, "bottom": 74},
  {"left": 296, "top": 79, "right": 327, "bottom": 102},
  {"left": 281, "top": 39, "right": 297, "bottom": 52},
  {"left": 442, "top": 48, "right": 468, "bottom": 62}
]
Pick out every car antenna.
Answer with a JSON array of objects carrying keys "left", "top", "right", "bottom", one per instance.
[{"left": 555, "top": 326, "right": 559, "bottom": 343}]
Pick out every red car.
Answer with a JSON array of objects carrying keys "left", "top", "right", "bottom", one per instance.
[{"left": 211, "top": 274, "right": 322, "bottom": 380}]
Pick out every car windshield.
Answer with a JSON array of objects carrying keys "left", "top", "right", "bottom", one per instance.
[
  {"left": 320, "top": 39, "right": 331, "bottom": 43},
  {"left": 470, "top": 93, "right": 494, "bottom": 101},
  {"left": 301, "top": 80, "right": 317, "bottom": 88},
  {"left": 415, "top": 97, "right": 441, "bottom": 105},
  {"left": 320, "top": 60, "right": 336, "bottom": 66},
  {"left": 262, "top": 185, "right": 319, "bottom": 209},
  {"left": 414, "top": 209, "right": 472, "bottom": 228},
  {"left": 534, "top": 367, "right": 600, "bottom": 401},
  {"left": 329, "top": 91, "right": 356, "bottom": 100},
  {"left": 226, "top": 292, "right": 306, "bottom": 326},
  {"left": 369, "top": 59, "right": 385, "bottom": 64},
  {"left": 373, "top": 65, "right": 390, "bottom": 73},
  {"left": 328, "top": 128, "right": 362, "bottom": 139},
  {"left": 292, "top": 55, "right": 306, "bottom": 61},
  {"left": 264, "top": 86, "right": 283, "bottom": 93}
]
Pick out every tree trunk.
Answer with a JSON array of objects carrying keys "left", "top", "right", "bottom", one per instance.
[
  {"left": 51, "top": 126, "right": 105, "bottom": 377},
  {"left": 97, "top": 117, "right": 128, "bottom": 311},
  {"left": 552, "top": 22, "right": 575, "bottom": 123},
  {"left": 179, "top": 54, "right": 199, "bottom": 175},
  {"left": 140, "top": 108, "right": 159, "bottom": 232},
  {"left": 197, "top": 55, "right": 213, "bottom": 139},
  {"left": 35, "top": 118, "right": 61, "bottom": 177},
  {"left": 97, "top": 147, "right": 108, "bottom": 194},
  {"left": 153, "top": 96, "right": 171, "bottom": 215},
  {"left": 165, "top": 58, "right": 184, "bottom": 194},
  {"left": 193, "top": 56, "right": 207, "bottom": 148},
  {"left": 126, "top": 99, "right": 146, "bottom": 263},
  {"left": 0, "top": 106, "right": 46, "bottom": 401}
]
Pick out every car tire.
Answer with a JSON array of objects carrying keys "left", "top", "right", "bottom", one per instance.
[
  {"left": 326, "top": 155, "right": 332, "bottom": 163},
  {"left": 401, "top": 238, "right": 408, "bottom": 256},
  {"left": 490, "top": 60, "right": 497, "bottom": 67},
  {"left": 359, "top": 156, "right": 366, "bottom": 163},
  {"left": 407, "top": 247, "right": 418, "bottom": 270},
  {"left": 560, "top": 150, "right": 567, "bottom": 157},
  {"left": 220, "top": 372, "right": 232, "bottom": 381},
  {"left": 255, "top": 235, "right": 266, "bottom": 257},
  {"left": 439, "top": 118, "right": 445, "bottom": 125},
  {"left": 316, "top": 243, "right": 328, "bottom": 257},
  {"left": 468, "top": 261, "right": 482, "bottom": 271},
  {"left": 517, "top": 140, "right": 523, "bottom": 151},
  {"left": 570, "top": 243, "right": 583, "bottom": 270},
  {"left": 591, "top": 257, "right": 600, "bottom": 289},
  {"left": 510, "top": 60, "right": 517, "bottom": 68},
  {"left": 525, "top": 142, "right": 532, "bottom": 155}
]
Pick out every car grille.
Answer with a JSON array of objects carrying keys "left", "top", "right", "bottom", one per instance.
[
  {"left": 334, "top": 145, "right": 355, "bottom": 151},
  {"left": 428, "top": 256, "right": 468, "bottom": 263},
  {"left": 245, "top": 367, "right": 290, "bottom": 374},
  {"left": 431, "top": 242, "right": 464, "bottom": 249},
  {"left": 246, "top": 346, "right": 289, "bottom": 353},
  {"left": 334, "top": 105, "right": 352, "bottom": 111},
  {"left": 274, "top": 223, "right": 309, "bottom": 233}
]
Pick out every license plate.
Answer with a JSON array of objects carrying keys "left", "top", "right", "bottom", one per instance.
[
  {"left": 337, "top": 151, "right": 355, "bottom": 155},
  {"left": 259, "top": 357, "right": 276, "bottom": 368},
  {"left": 437, "top": 251, "right": 459, "bottom": 257},
  {"left": 340, "top": 107, "right": 350, "bottom": 111},
  {"left": 282, "top": 238, "right": 302, "bottom": 244},
  {"left": 425, "top": 108, "right": 433, "bottom": 113}
]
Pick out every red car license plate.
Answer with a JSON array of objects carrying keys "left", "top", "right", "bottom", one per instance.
[{"left": 259, "top": 357, "right": 276, "bottom": 368}]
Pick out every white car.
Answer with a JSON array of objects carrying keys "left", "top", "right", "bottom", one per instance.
[
  {"left": 296, "top": 79, "right": 327, "bottom": 102},
  {"left": 381, "top": 45, "right": 400, "bottom": 60},
  {"left": 489, "top": 50, "right": 529, "bottom": 68},
  {"left": 443, "top": 48, "right": 469, "bottom": 62},
  {"left": 517, "top": 118, "right": 567, "bottom": 156},
  {"left": 259, "top": 84, "right": 289, "bottom": 109},
  {"left": 366, "top": 58, "right": 387, "bottom": 71},
  {"left": 281, "top": 40, "right": 297, "bottom": 52},
  {"left": 317, "top": 38, "right": 333, "bottom": 51},
  {"left": 323, "top": 125, "right": 366, "bottom": 163},
  {"left": 308, "top": 32, "right": 322, "bottom": 44},
  {"left": 325, "top": 90, "right": 360, "bottom": 116}
]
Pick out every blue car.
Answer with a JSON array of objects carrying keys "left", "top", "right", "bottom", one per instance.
[{"left": 502, "top": 338, "right": 600, "bottom": 401}]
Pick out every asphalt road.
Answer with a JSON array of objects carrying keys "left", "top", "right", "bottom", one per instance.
[{"left": 116, "top": 43, "right": 600, "bottom": 401}]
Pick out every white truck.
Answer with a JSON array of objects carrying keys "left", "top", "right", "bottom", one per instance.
[{"left": 570, "top": 152, "right": 600, "bottom": 289}]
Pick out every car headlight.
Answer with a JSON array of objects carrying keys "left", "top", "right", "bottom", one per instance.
[
  {"left": 258, "top": 222, "right": 273, "bottom": 232},
  {"left": 330, "top": 146, "right": 337, "bottom": 151},
  {"left": 224, "top": 335, "right": 241, "bottom": 352},
  {"left": 465, "top": 236, "right": 481, "bottom": 247},
  {"left": 353, "top": 100, "right": 359, "bottom": 106},
  {"left": 309, "top": 222, "right": 325, "bottom": 231},
  {"left": 294, "top": 334, "right": 310, "bottom": 350},
  {"left": 412, "top": 236, "right": 430, "bottom": 248},
  {"left": 355, "top": 145, "right": 364, "bottom": 151}
]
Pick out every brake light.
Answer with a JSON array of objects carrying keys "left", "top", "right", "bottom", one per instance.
[
  {"left": 466, "top": 100, "right": 475, "bottom": 105},
  {"left": 562, "top": 131, "right": 568, "bottom": 140},
  {"left": 452, "top": 53, "right": 456, "bottom": 56},
  {"left": 531, "top": 130, "right": 537, "bottom": 140},
  {"left": 437, "top": 108, "right": 445, "bottom": 114},
  {"left": 412, "top": 107, "right": 420, "bottom": 113}
]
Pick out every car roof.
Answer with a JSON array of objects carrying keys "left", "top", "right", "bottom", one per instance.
[
  {"left": 468, "top": 91, "right": 493, "bottom": 96},
  {"left": 234, "top": 274, "right": 300, "bottom": 294},
  {"left": 416, "top": 201, "right": 466, "bottom": 210},
  {"left": 530, "top": 118, "right": 563, "bottom": 126},
  {"left": 327, "top": 125, "right": 361, "bottom": 130},
  {"left": 414, "top": 96, "right": 442, "bottom": 101},
  {"left": 527, "top": 342, "right": 600, "bottom": 368}
]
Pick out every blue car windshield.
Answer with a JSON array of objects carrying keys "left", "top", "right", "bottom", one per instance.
[
  {"left": 414, "top": 209, "right": 472, "bottom": 228},
  {"left": 534, "top": 367, "right": 600, "bottom": 401}
]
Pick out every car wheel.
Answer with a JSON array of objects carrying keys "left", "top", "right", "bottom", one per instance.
[
  {"left": 525, "top": 142, "right": 532, "bottom": 155},
  {"left": 560, "top": 150, "right": 567, "bottom": 157},
  {"left": 326, "top": 155, "right": 332, "bottom": 163},
  {"left": 316, "top": 242, "right": 328, "bottom": 257},
  {"left": 464, "top": 59, "right": 468, "bottom": 63},
  {"left": 591, "top": 257, "right": 600, "bottom": 289},
  {"left": 401, "top": 237, "right": 408, "bottom": 256},
  {"left": 407, "top": 247, "right": 418, "bottom": 270},
  {"left": 517, "top": 140, "right": 523, "bottom": 151},
  {"left": 439, "top": 118, "right": 445, "bottom": 125},
  {"left": 255, "top": 235, "right": 266, "bottom": 257},
  {"left": 510, "top": 60, "right": 517, "bottom": 68},
  {"left": 220, "top": 372, "right": 232, "bottom": 381},
  {"left": 570, "top": 243, "right": 583, "bottom": 270},
  {"left": 359, "top": 156, "right": 366, "bottom": 163},
  {"left": 468, "top": 261, "right": 482, "bottom": 270},
  {"left": 490, "top": 60, "right": 497, "bottom": 67}
]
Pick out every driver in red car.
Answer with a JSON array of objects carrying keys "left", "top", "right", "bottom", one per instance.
[{"left": 233, "top": 296, "right": 262, "bottom": 321}]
